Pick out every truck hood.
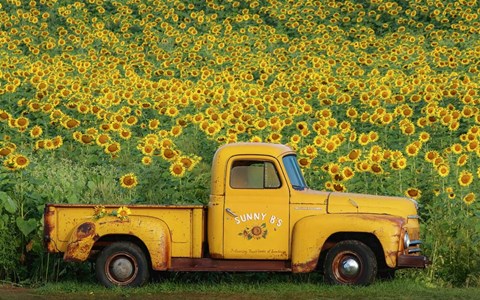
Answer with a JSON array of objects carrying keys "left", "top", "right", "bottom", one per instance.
[
  {"left": 291, "top": 189, "right": 418, "bottom": 218},
  {"left": 326, "top": 192, "right": 418, "bottom": 217}
]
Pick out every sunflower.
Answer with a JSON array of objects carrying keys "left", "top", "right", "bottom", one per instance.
[
  {"left": 105, "top": 142, "right": 121, "bottom": 155},
  {"left": 148, "top": 119, "right": 160, "bottom": 130},
  {"left": 15, "top": 116, "right": 29, "bottom": 129},
  {"left": 323, "top": 140, "right": 337, "bottom": 153},
  {"left": 4, "top": 154, "right": 30, "bottom": 171},
  {"left": 347, "top": 149, "right": 361, "bottom": 161},
  {"left": 358, "top": 133, "right": 369, "bottom": 146},
  {"left": 405, "top": 143, "right": 420, "bottom": 157},
  {"left": 356, "top": 161, "right": 371, "bottom": 172},
  {"left": 141, "top": 144, "right": 155, "bottom": 156},
  {"left": 451, "top": 143, "right": 463, "bottom": 154},
  {"left": 290, "top": 134, "right": 301, "bottom": 144},
  {"left": 424, "top": 150, "right": 438, "bottom": 162},
  {"left": 466, "top": 140, "right": 478, "bottom": 152},
  {"left": 80, "top": 134, "right": 94, "bottom": 145},
  {"left": 161, "top": 148, "right": 178, "bottom": 161},
  {"left": 250, "top": 135, "right": 262, "bottom": 143},
  {"left": 93, "top": 205, "right": 107, "bottom": 219},
  {"left": 458, "top": 170, "right": 473, "bottom": 187},
  {"left": 391, "top": 157, "right": 407, "bottom": 170},
  {"left": 96, "top": 133, "right": 110, "bottom": 146},
  {"left": 115, "top": 206, "right": 131, "bottom": 221},
  {"left": 119, "top": 129, "right": 132, "bottom": 140},
  {"left": 170, "top": 125, "right": 183, "bottom": 137},
  {"left": 437, "top": 164, "right": 450, "bottom": 177},
  {"left": 0, "top": 146, "right": 13, "bottom": 157},
  {"left": 119, "top": 173, "right": 138, "bottom": 189},
  {"left": 368, "top": 161, "right": 382, "bottom": 174},
  {"left": 463, "top": 192, "right": 475, "bottom": 206},
  {"left": 298, "top": 157, "right": 312, "bottom": 168},
  {"left": 141, "top": 156, "right": 152, "bottom": 166},
  {"left": 63, "top": 118, "right": 80, "bottom": 129},
  {"left": 301, "top": 145, "right": 318, "bottom": 158},
  {"left": 170, "top": 162, "right": 186, "bottom": 177},
  {"left": 267, "top": 132, "right": 282, "bottom": 143},
  {"left": 0, "top": 110, "right": 11, "bottom": 122},
  {"left": 326, "top": 163, "right": 341, "bottom": 176},
  {"left": 401, "top": 123, "right": 415, "bottom": 136},
  {"left": 405, "top": 188, "right": 422, "bottom": 200},
  {"left": 456, "top": 154, "right": 468, "bottom": 167},
  {"left": 332, "top": 182, "right": 347, "bottom": 192},
  {"left": 29, "top": 125, "right": 43, "bottom": 138}
]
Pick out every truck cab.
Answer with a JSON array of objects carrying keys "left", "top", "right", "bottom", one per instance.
[{"left": 207, "top": 143, "right": 428, "bottom": 283}]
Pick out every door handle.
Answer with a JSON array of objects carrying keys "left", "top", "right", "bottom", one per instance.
[{"left": 225, "top": 208, "right": 238, "bottom": 218}]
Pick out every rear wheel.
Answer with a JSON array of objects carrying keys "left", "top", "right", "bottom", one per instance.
[
  {"left": 96, "top": 242, "right": 149, "bottom": 287},
  {"left": 324, "top": 240, "right": 377, "bottom": 285}
]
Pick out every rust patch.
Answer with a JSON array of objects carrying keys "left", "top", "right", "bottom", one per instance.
[
  {"left": 64, "top": 239, "right": 93, "bottom": 262},
  {"left": 64, "top": 222, "right": 97, "bottom": 262},
  {"left": 151, "top": 231, "right": 171, "bottom": 271},
  {"left": 76, "top": 222, "right": 95, "bottom": 239},
  {"left": 354, "top": 214, "right": 405, "bottom": 228},
  {"left": 209, "top": 252, "right": 223, "bottom": 259},
  {"left": 386, "top": 250, "right": 398, "bottom": 266},
  {"left": 292, "top": 257, "right": 318, "bottom": 273},
  {"left": 43, "top": 208, "right": 56, "bottom": 251}
]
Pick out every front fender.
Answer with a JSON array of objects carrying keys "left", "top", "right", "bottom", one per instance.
[
  {"left": 291, "top": 214, "right": 404, "bottom": 272},
  {"left": 64, "top": 216, "right": 171, "bottom": 270}
]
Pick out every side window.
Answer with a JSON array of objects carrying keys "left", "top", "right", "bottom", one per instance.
[{"left": 230, "top": 160, "right": 281, "bottom": 189}]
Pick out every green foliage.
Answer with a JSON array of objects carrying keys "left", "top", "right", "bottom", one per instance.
[{"left": 422, "top": 194, "right": 480, "bottom": 287}]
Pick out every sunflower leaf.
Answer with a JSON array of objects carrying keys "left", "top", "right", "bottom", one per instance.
[{"left": 0, "top": 191, "right": 17, "bottom": 214}]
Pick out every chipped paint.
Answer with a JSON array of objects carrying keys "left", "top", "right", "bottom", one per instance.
[
  {"left": 292, "top": 257, "right": 318, "bottom": 273},
  {"left": 76, "top": 222, "right": 95, "bottom": 239},
  {"left": 43, "top": 205, "right": 57, "bottom": 252}
]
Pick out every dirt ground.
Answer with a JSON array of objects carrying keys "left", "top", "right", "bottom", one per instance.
[
  {"left": 0, "top": 284, "right": 272, "bottom": 300},
  {"left": 0, "top": 284, "right": 45, "bottom": 300}
]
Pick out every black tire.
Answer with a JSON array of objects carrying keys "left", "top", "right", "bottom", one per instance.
[
  {"left": 324, "top": 240, "right": 377, "bottom": 285},
  {"left": 96, "top": 242, "right": 150, "bottom": 287}
]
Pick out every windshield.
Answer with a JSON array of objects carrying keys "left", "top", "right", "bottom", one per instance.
[{"left": 282, "top": 155, "right": 307, "bottom": 190}]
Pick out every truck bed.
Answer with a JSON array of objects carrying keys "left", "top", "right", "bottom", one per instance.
[{"left": 44, "top": 203, "right": 206, "bottom": 258}]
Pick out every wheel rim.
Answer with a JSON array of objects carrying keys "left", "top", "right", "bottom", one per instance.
[
  {"left": 332, "top": 251, "right": 362, "bottom": 284},
  {"left": 105, "top": 252, "right": 138, "bottom": 285}
]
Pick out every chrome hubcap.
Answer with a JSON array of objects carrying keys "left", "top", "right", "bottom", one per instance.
[
  {"left": 340, "top": 258, "right": 360, "bottom": 277},
  {"left": 110, "top": 257, "right": 134, "bottom": 281}
]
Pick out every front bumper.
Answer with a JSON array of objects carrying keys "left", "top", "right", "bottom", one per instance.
[{"left": 397, "top": 255, "right": 431, "bottom": 268}]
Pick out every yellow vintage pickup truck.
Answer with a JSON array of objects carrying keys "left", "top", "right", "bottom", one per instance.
[{"left": 44, "top": 142, "right": 429, "bottom": 287}]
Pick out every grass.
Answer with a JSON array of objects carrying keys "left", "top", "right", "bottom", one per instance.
[{"left": 29, "top": 273, "right": 480, "bottom": 299}]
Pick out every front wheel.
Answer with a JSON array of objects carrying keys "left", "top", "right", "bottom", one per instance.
[
  {"left": 324, "top": 240, "right": 377, "bottom": 285},
  {"left": 96, "top": 242, "right": 150, "bottom": 287}
]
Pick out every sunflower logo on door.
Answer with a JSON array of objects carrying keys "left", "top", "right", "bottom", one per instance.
[{"left": 239, "top": 223, "right": 268, "bottom": 240}]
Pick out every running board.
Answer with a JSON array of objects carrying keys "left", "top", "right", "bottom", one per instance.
[{"left": 169, "top": 258, "right": 292, "bottom": 272}]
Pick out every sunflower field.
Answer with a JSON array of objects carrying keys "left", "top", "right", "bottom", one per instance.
[{"left": 0, "top": 0, "right": 479, "bottom": 287}]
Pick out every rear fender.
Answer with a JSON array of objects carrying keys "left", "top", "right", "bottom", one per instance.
[
  {"left": 64, "top": 216, "right": 171, "bottom": 270},
  {"left": 291, "top": 214, "right": 404, "bottom": 272}
]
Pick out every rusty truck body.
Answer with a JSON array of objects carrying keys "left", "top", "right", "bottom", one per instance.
[{"left": 44, "top": 142, "right": 429, "bottom": 287}]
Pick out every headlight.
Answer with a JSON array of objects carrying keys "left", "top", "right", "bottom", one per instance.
[{"left": 403, "top": 231, "right": 411, "bottom": 249}]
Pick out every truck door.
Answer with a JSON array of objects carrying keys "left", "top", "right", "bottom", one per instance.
[{"left": 223, "top": 157, "right": 289, "bottom": 260}]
